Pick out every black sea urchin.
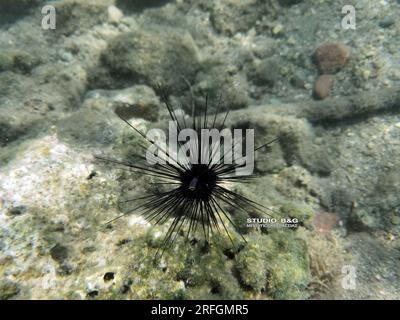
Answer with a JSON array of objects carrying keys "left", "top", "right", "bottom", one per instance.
[{"left": 96, "top": 87, "right": 278, "bottom": 258}]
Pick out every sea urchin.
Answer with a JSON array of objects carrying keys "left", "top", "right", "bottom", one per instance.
[{"left": 96, "top": 87, "right": 278, "bottom": 259}]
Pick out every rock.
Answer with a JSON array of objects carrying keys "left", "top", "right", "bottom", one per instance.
[
  {"left": 313, "top": 74, "right": 334, "bottom": 100},
  {"left": 83, "top": 85, "right": 160, "bottom": 122},
  {"left": 189, "top": 64, "right": 249, "bottom": 114},
  {"left": 50, "top": 244, "right": 69, "bottom": 263},
  {"left": 204, "top": 0, "right": 273, "bottom": 36},
  {"left": 57, "top": 108, "right": 118, "bottom": 146},
  {"left": 0, "top": 50, "right": 41, "bottom": 74},
  {"left": 0, "top": 280, "right": 20, "bottom": 300},
  {"left": 0, "top": 117, "right": 327, "bottom": 300},
  {"left": 53, "top": 0, "right": 110, "bottom": 36},
  {"left": 280, "top": 202, "right": 314, "bottom": 228},
  {"left": 0, "top": 63, "right": 87, "bottom": 147},
  {"left": 120, "top": 279, "right": 133, "bottom": 294},
  {"left": 272, "top": 23, "right": 284, "bottom": 36},
  {"left": 6, "top": 205, "right": 27, "bottom": 217},
  {"left": 290, "top": 73, "right": 306, "bottom": 89},
  {"left": 0, "top": 119, "right": 24, "bottom": 147},
  {"left": 379, "top": 16, "right": 395, "bottom": 28},
  {"left": 107, "top": 5, "right": 123, "bottom": 23},
  {"left": 314, "top": 43, "right": 350, "bottom": 74},
  {"left": 236, "top": 232, "right": 311, "bottom": 299},
  {"left": 390, "top": 215, "right": 400, "bottom": 225},
  {"left": 361, "top": 69, "right": 371, "bottom": 81},
  {"left": 101, "top": 27, "right": 200, "bottom": 93},
  {"left": 277, "top": 121, "right": 334, "bottom": 176},
  {"left": 348, "top": 209, "right": 376, "bottom": 232},
  {"left": 250, "top": 58, "right": 280, "bottom": 87},
  {"left": 225, "top": 112, "right": 334, "bottom": 177}
]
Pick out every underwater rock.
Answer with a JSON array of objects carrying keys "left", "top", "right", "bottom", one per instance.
[
  {"left": 0, "top": 62, "right": 87, "bottom": 146},
  {"left": 102, "top": 26, "right": 201, "bottom": 93},
  {"left": 50, "top": 244, "right": 69, "bottom": 264},
  {"left": 314, "top": 43, "right": 350, "bottom": 74},
  {"left": 347, "top": 209, "right": 377, "bottom": 232},
  {"left": 83, "top": 85, "right": 161, "bottom": 122},
  {"left": 379, "top": 16, "right": 395, "bottom": 29},
  {"left": 52, "top": 0, "right": 111, "bottom": 36},
  {"left": 249, "top": 58, "right": 280, "bottom": 87},
  {"left": 0, "top": 117, "right": 26, "bottom": 148},
  {"left": 277, "top": 120, "right": 334, "bottom": 176},
  {"left": 57, "top": 108, "right": 118, "bottom": 146},
  {"left": 275, "top": 165, "right": 321, "bottom": 204},
  {"left": 0, "top": 131, "right": 319, "bottom": 299},
  {"left": 313, "top": 74, "right": 334, "bottom": 100},
  {"left": 0, "top": 50, "right": 41, "bottom": 74},
  {"left": 280, "top": 202, "right": 314, "bottom": 229},
  {"left": 6, "top": 206, "right": 27, "bottom": 217},
  {"left": 224, "top": 87, "right": 400, "bottom": 125},
  {"left": 327, "top": 187, "right": 357, "bottom": 223},
  {"left": 290, "top": 73, "right": 306, "bottom": 89},
  {"left": 236, "top": 232, "right": 311, "bottom": 299},
  {"left": 224, "top": 111, "right": 334, "bottom": 177},
  {"left": 0, "top": 280, "right": 20, "bottom": 300},
  {"left": 272, "top": 23, "right": 285, "bottom": 37},
  {"left": 107, "top": 5, "right": 123, "bottom": 24},
  {"left": 190, "top": 64, "right": 249, "bottom": 114},
  {"left": 202, "top": 0, "right": 274, "bottom": 36}
]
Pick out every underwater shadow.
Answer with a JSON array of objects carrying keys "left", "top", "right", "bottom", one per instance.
[
  {"left": 312, "top": 103, "right": 400, "bottom": 129},
  {"left": 0, "top": 1, "right": 43, "bottom": 26},
  {"left": 115, "top": 0, "right": 171, "bottom": 13}
]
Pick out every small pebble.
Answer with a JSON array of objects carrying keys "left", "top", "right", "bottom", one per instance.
[
  {"left": 50, "top": 244, "right": 69, "bottom": 263},
  {"left": 6, "top": 206, "right": 26, "bottom": 216},
  {"left": 314, "top": 42, "right": 350, "bottom": 74},
  {"left": 272, "top": 24, "right": 284, "bottom": 36},
  {"left": 379, "top": 16, "right": 395, "bottom": 28},
  {"left": 108, "top": 5, "right": 123, "bottom": 24},
  {"left": 287, "top": 36, "right": 296, "bottom": 45},
  {"left": 120, "top": 279, "right": 133, "bottom": 294},
  {"left": 391, "top": 215, "right": 400, "bottom": 225},
  {"left": 313, "top": 74, "right": 334, "bottom": 100},
  {"left": 361, "top": 69, "right": 370, "bottom": 81}
]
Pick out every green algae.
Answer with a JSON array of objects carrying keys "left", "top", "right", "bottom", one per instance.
[
  {"left": 0, "top": 50, "right": 40, "bottom": 74},
  {"left": 236, "top": 231, "right": 311, "bottom": 299}
]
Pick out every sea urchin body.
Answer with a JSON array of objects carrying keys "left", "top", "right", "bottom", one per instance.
[{"left": 96, "top": 88, "right": 276, "bottom": 259}]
